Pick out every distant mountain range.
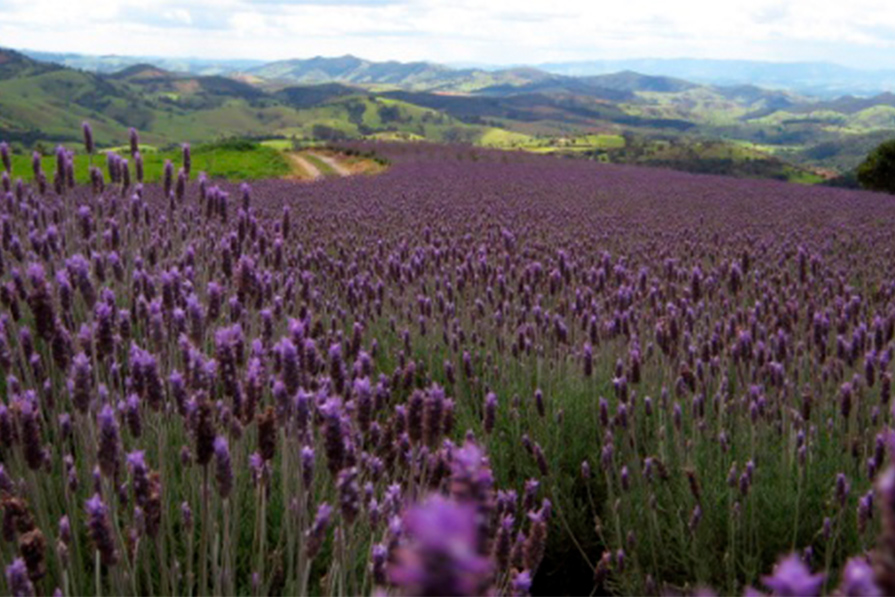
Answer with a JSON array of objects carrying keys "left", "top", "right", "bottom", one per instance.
[
  {"left": 2, "top": 47, "right": 895, "bottom": 180},
  {"left": 534, "top": 59, "right": 895, "bottom": 98},
  {"left": 20, "top": 49, "right": 895, "bottom": 97},
  {"left": 21, "top": 50, "right": 265, "bottom": 77}
]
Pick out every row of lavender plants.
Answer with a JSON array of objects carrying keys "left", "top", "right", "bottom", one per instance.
[{"left": 0, "top": 124, "right": 894, "bottom": 595}]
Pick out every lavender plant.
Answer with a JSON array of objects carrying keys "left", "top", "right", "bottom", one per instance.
[{"left": 1, "top": 125, "right": 895, "bottom": 597}]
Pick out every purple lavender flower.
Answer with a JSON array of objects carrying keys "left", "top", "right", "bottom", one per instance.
[
  {"left": 180, "top": 502, "right": 193, "bottom": 531},
  {"left": 840, "top": 382, "right": 853, "bottom": 420},
  {"left": 839, "top": 556, "right": 881, "bottom": 596},
  {"left": 106, "top": 151, "right": 119, "bottom": 183},
  {"left": 135, "top": 348, "right": 164, "bottom": 411},
  {"left": 5, "top": 558, "right": 34, "bottom": 597},
  {"left": 129, "top": 128, "right": 139, "bottom": 156},
  {"left": 97, "top": 405, "right": 121, "bottom": 479},
  {"left": 337, "top": 467, "right": 360, "bottom": 524},
  {"left": 54, "top": 144, "right": 66, "bottom": 178},
  {"left": 444, "top": 359, "right": 456, "bottom": 385},
  {"left": 306, "top": 503, "right": 333, "bottom": 559},
  {"left": 329, "top": 342, "right": 345, "bottom": 394},
  {"left": 94, "top": 302, "right": 114, "bottom": 359},
  {"left": 371, "top": 543, "right": 388, "bottom": 585},
  {"left": 279, "top": 337, "right": 300, "bottom": 396},
  {"left": 182, "top": 143, "right": 191, "bottom": 178},
  {"left": 493, "top": 514, "right": 514, "bottom": 570},
  {"left": 240, "top": 181, "right": 250, "bottom": 210},
  {"left": 169, "top": 370, "right": 187, "bottom": 416},
  {"left": 85, "top": 494, "right": 118, "bottom": 566},
  {"left": 126, "top": 450, "right": 150, "bottom": 504},
  {"left": 601, "top": 443, "right": 614, "bottom": 471},
  {"left": 689, "top": 504, "right": 703, "bottom": 533},
  {"left": 836, "top": 473, "right": 850, "bottom": 508},
  {"left": 581, "top": 460, "right": 592, "bottom": 479},
  {"left": 31, "top": 151, "right": 41, "bottom": 181},
  {"left": 214, "top": 436, "right": 233, "bottom": 499},
  {"left": 19, "top": 400, "right": 43, "bottom": 471},
  {"left": 58, "top": 515, "right": 71, "bottom": 545},
  {"left": 163, "top": 160, "right": 174, "bottom": 198},
  {"left": 281, "top": 206, "right": 291, "bottom": 239},
  {"left": 82, "top": 121, "right": 94, "bottom": 154},
  {"left": 257, "top": 406, "right": 276, "bottom": 462},
  {"left": 423, "top": 385, "right": 445, "bottom": 446},
  {"left": 195, "top": 399, "right": 215, "bottom": 467},
  {"left": 406, "top": 389, "right": 425, "bottom": 444},
  {"left": 450, "top": 441, "right": 493, "bottom": 504},
  {"left": 532, "top": 389, "right": 544, "bottom": 418},
  {"left": 0, "top": 141, "right": 10, "bottom": 173},
  {"left": 321, "top": 397, "right": 345, "bottom": 474},
  {"left": 120, "top": 158, "right": 130, "bottom": 192},
  {"left": 483, "top": 392, "right": 497, "bottom": 434},
  {"left": 524, "top": 506, "right": 548, "bottom": 575},
  {"left": 355, "top": 376, "right": 373, "bottom": 434},
  {"left": 17, "top": 527, "right": 45, "bottom": 582},
  {"left": 511, "top": 569, "right": 532, "bottom": 596},
  {"left": 300, "top": 445, "right": 315, "bottom": 489},
  {"left": 533, "top": 443, "right": 549, "bottom": 476},
  {"left": 388, "top": 494, "right": 491, "bottom": 596},
  {"left": 25, "top": 264, "right": 55, "bottom": 342},
  {"left": 762, "top": 553, "right": 824, "bottom": 596}
]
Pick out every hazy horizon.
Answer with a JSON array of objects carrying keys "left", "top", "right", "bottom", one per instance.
[
  {"left": 2, "top": 0, "right": 894, "bottom": 70},
  {"left": 11, "top": 45, "right": 895, "bottom": 73}
]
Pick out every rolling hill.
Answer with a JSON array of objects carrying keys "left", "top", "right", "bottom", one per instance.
[
  {"left": 22, "top": 49, "right": 895, "bottom": 96},
  {"left": 4, "top": 47, "right": 895, "bottom": 179},
  {"left": 0, "top": 49, "right": 529, "bottom": 148}
]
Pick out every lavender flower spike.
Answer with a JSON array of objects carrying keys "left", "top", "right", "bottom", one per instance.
[
  {"left": 129, "top": 127, "right": 139, "bottom": 156},
  {"left": 0, "top": 141, "right": 10, "bottom": 173},
  {"left": 82, "top": 121, "right": 94, "bottom": 154},
  {"left": 839, "top": 556, "right": 882, "bottom": 596},
  {"left": 163, "top": 159, "right": 174, "bottom": 198},
  {"left": 5, "top": 558, "right": 34, "bottom": 597},
  {"left": 182, "top": 143, "right": 191, "bottom": 178},
  {"left": 762, "top": 553, "right": 824, "bottom": 596},
  {"left": 97, "top": 404, "right": 121, "bottom": 479},
  {"left": 85, "top": 494, "right": 118, "bottom": 566},
  {"left": 214, "top": 436, "right": 234, "bottom": 499},
  {"left": 389, "top": 494, "right": 491, "bottom": 596},
  {"left": 306, "top": 503, "right": 333, "bottom": 559}
]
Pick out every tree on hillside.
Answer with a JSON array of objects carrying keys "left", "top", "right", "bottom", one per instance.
[{"left": 857, "top": 139, "right": 895, "bottom": 194}]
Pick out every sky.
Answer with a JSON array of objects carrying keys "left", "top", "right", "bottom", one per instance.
[{"left": 2, "top": 0, "right": 895, "bottom": 69}]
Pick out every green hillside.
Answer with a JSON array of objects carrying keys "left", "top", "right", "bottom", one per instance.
[
  {"left": 0, "top": 49, "right": 530, "bottom": 150},
  {"left": 4, "top": 46, "right": 895, "bottom": 181},
  {"left": 7, "top": 140, "right": 291, "bottom": 184}
]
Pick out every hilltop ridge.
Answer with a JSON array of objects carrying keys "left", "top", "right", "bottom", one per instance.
[{"left": 1, "top": 47, "right": 893, "bottom": 180}]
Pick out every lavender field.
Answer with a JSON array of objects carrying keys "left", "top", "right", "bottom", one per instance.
[{"left": 1, "top": 128, "right": 895, "bottom": 596}]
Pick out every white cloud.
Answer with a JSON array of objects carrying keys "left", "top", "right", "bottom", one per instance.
[
  {"left": 2, "top": 0, "right": 895, "bottom": 68},
  {"left": 163, "top": 9, "right": 193, "bottom": 25}
]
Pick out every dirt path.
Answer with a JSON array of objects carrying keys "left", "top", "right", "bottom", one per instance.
[
  {"left": 287, "top": 153, "right": 324, "bottom": 180},
  {"left": 308, "top": 152, "right": 351, "bottom": 177}
]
